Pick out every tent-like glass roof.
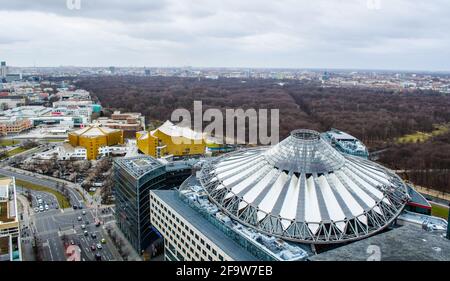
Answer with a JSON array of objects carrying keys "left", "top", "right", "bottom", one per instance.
[{"left": 198, "top": 129, "right": 410, "bottom": 244}]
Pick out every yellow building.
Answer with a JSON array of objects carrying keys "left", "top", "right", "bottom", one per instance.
[
  {"left": 68, "top": 125, "right": 123, "bottom": 160},
  {"left": 137, "top": 120, "right": 205, "bottom": 158}
]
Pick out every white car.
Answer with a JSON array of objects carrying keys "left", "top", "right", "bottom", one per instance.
[
  {"left": 77, "top": 216, "right": 82, "bottom": 221},
  {"left": 34, "top": 207, "right": 39, "bottom": 213},
  {"left": 39, "top": 205, "right": 44, "bottom": 212},
  {"left": 37, "top": 199, "right": 43, "bottom": 204},
  {"left": 82, "top": 210, "right": 86, "bottom": 215},
  {"left": 81, "top": 224, "right": 86, "bottom": 230},
  {"left": 44, "top": 204, "right": 49, "bottom": 210},
  {"left": 96, "top": 243, "right": 102, "bottom": 249}
]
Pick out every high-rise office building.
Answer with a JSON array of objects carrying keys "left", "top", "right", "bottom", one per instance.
[
  {"left": 0, "top": 61, "right": 7, "bottom": 78},
  {"left": 113, "top": 156, "right": 194, "bottom": 253}
]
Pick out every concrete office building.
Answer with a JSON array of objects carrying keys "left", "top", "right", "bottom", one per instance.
[{"left": 113, "top": 156, "right": 195, "bottom": 253}]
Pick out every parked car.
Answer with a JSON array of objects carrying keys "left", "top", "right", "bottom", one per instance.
[
  {"left": 84, "top": 231, "right": 89, "bottom": 236},
  {"left": 81, "top": 224, "right": 86, "bottom": 230},
  {"left": 91, "top": 233, "right": 97, "bottom": 239},
  {"left": 94, "top": 253, "right": 101, "bottom": 261},
  {"left": 77, "top": 216, "right": 82, "bottom": 221},
  {"left": 39, "top": 205, "right": 44, "bottom": 212},
  {"left": 96, "top": 243, "right": 102, "bottom": 249},
  {"left": 34, "top": 207, "right": 39, "bottom": 213},
  {"left": 100, "top": 238, "right": 106, "bottom": 244},
  {"left": 44, "top": 204, "right": 49, "bottom": 210},
  {"left": 91, "top": 245, "right": 96, "bottom": 251},
  {"left": 82, "top": 210, "right": 86, "bottom": 215}
]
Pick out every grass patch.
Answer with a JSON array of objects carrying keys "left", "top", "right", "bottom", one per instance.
[
  {"left": 16, "top": 179, "right": 71, "bottom": 209},
  {"left": 430, "top": 203, "right": 449, "bottom": 219},
  {"left": 42, "top": 139, "right": 65, "bottom": 143},
  {"left": 396, "top": 123, "right": 450, "bottom": 144},
  {"left": 0, "top": 139, "right": 20, "bottom": 146},
  {"left": 6, "top": 147, "right": 28, "bottom": 156}
]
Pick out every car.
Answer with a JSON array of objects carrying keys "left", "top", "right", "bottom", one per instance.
[
  {"left": 77, "top": 216, "right": 82, "bottom": 221},
  {"left": 70, "top": 240, "right": 75, "bottom": 245},
  {"left": 34, "top": 207, "right": 39, "bottom": 213},
  {"left": 39, "top": 205, "right": 44, "bottom": 212},
  {"left": 44, "top": 204, "right": 49, "bottom": 210},
  {"left": 100, "top": 238, "right": 106, "bottom": 244},
  {"left": 82, "top": 210, "right": 86, "bottom": 215},
  {"left": 96, "top": 243, "right": 102, "bottom": 249},
  {"left": 90, "top": 245, "right": 96, "bottom": 251},
  {"left": 37, "top": 199, "right": 43, "bottom": 204},
  {"left": 81, "top": 224, "right": 86, "bottom": 230},
  {"left": 78, "top": 205, "right": 83, "bottom": 209},
  {"left": 85, "top": 220, "right": 90, "bottom": 225},
  {"left": 91, "top": 233, "right": 97, "bottom": 239},
  {"left": 95, "top": 221, "right": 101, "bottom": 227},
  {"left": 83, "top": 230, "right": 89, "bottom": 236},
  {"left": 94, "top": 253, "right": 101, "bottom": 261},
  {"left": 73, "top": 205, "right": 78, "bottom": 210}
]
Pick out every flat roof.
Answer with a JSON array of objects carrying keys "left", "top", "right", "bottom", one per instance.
[
  {"left": 115, "top": 155, "right": 163, "bottom": 179},
  {"left": 310, "top": 224, "right": 450, "bottom": 261},
  {"left": 152, "top": 190, "right": 259, "bottom": 261}
]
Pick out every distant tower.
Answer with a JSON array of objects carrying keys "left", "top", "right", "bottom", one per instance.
[{"left": 0, "top": 61, "right": 7, "bottom": 78}]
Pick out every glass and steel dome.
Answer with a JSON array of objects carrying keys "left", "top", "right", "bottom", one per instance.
[{"left": 198, "top": 129, "right": 410, "bottom": 244}]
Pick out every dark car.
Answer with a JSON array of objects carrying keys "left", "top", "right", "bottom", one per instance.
[
  {"left": 91, "top": 233, "right": 97, "bottom": 239},
  {"left": 73, "top": 205, "right": 78, "bottom": 210},
  {"left": 91, "top": 245, "right": 96, "bottom": 251},
  {"left": 94, "top": 253, "right": 101, "bottom": 261}
]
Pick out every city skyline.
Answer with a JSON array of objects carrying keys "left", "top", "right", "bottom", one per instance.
[{"left": 1, "top": 0, "right": 450, "bottom": 71}]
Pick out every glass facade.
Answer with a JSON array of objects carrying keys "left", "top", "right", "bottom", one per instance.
[{"left": 113, "top": 157, "right": 193, "bottom": 253}]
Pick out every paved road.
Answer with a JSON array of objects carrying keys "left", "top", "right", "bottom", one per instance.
[
  {"left": 0, "top": 167, "right": 84, "bottom": 207},
  {"left": 31, "top": 208, "right": 120, "bottom": 261}
]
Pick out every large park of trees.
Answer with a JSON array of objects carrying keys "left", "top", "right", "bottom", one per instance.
[{"left": 76, "top": 76, "right": 450, "bottom": 192}]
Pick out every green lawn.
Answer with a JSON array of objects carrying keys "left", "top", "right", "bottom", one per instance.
[
  {"left": 0, "top": 146, "right": 33, "bottom": 160},
  {"left": 42, "top": 139, "right": 65, "bottom": 143},
  {"left": 430, "top": 203, "right": 449, "bottom": 220},
  {"left": 396, "top": 123, "right": 450, "bottom": 144},
  {"left": 0, "top": 139, "right": 20, "bottom": 146},
  {"left": 16, "top": 179, "right": 71, "bottom": 209}
]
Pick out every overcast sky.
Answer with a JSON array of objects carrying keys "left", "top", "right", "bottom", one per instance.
[{"left": 1, "top": 0, "right": 449, "bottom": 70}]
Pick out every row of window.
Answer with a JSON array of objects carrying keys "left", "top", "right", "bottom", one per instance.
[{"left": 150, "top": 194, "right": 225, "bottom": 261}]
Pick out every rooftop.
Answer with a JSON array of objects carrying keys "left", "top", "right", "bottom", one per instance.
[
  {"left": 115, "top": 155, "right": 164, "bottom": 179},
  {"left": 309, "top": 224, "right": 450, "bottom": 261},
  {"left": 152, "top": 189, "right": 259, "bottom": 261},
  {"left": 69, "top": 124, "right": 120, "bottom": 137},
  {"left": 198, "top": 129, "right": 409, "bottom": 244}
]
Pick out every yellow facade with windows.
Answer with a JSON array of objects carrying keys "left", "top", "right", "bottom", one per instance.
[
  {"left": 68, "top": 125, "right": 123, "bottom": 160},
  {"left": 137, "top": 121, "right": 205, "bottom": 158}
]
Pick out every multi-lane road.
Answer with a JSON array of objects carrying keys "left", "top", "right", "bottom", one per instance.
[
  {"left": 0, "top": 167, "right": 85, "bottom": 207},
  {"left": 30, "top": 207, "right": 119, "bottom": 261}
]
